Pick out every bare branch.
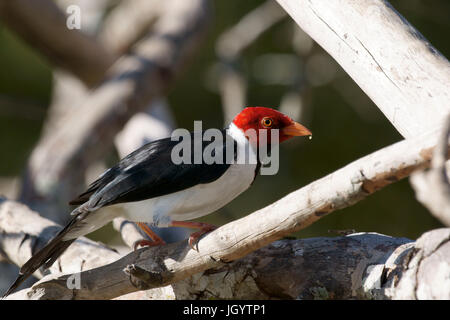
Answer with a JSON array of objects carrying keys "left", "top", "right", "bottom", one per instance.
[
  {"left": 217, "top": 65, "right": 247, "bottom": 125},
  {"left": 160, "top": 229, "right": 449, "bottom": 300},
  {"left": 215, "top": 0, "right": 286, "bottom": 123},
  {"left": 411, "top": 114, "right": 450, "bottom": 226},
  {"left": 0, "top": 197, "right": 119, "bottom": 281},
  {"left": 4, "top": 200, "right": 448, "bottom": 300},
  {"left": 55, "top": 0, "right": 110, "bottom": 35},
  {"left": 216, "top": 1, "right": 286, "bottom": 60},
  {"left": 276, "top": 0, "right": 450, "bottom": 138},
  {"left": 40, "top": 0, "right": 113, "bottom": 139},
  {"left": 389, "top": 228, "right": 450, "bottom": 299},
  {"left": 9, "top": 127, "right": 447, "bottom": 299},
  {"left": 99, "top": 0, "right": 163, "bottom": 54},
  {"left": 0, "top": 0, "right": 115, "bottom": 87},
  {"left": 112, "top": 218, "right": 143, "bottom": 250}
]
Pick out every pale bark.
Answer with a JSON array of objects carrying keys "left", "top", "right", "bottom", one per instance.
[
  {"left": 0, "top": 0, "right": 115, "bottom": 87},
  {"left": 99, "top": 0, "right": 163, "bottom": 54},
  {"left": 411, "top": 114, "right": 450, "bottom": 226},
  {"left": 2, "top": 197, "right": 448, "bottom": 299},
  {"left": 44, "top": 0, "right": 163, "bottom": 135},
  {"left": 276, "top": 0, "right": 450, "bottom": 138},
  {"left": 41, "top": 0, "right": 112, "bottom": 138},
  {"left": 0, "top": 197, "right": 119, "bottom": 282},
  {"left": 388, "top": 228, "right": 450, "bottom": 299},
  {"left": 216, "top": 0, "right": 286, "bottom": 123},
  {"left": 162, "top": 229, "right": 450, "bottom": 300}
]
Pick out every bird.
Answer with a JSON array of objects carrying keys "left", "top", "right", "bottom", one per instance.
[{"left": 3, "top": 106, "right": 311, "bottom": 297}]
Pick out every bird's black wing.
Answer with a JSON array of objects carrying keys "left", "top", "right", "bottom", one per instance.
[{"left": 70, "top": 129, "right": 235, "bottom": 209}]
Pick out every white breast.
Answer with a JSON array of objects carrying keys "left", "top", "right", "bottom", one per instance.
[{"left": 120, "top": 123, "right": 257, "bottom": 227}]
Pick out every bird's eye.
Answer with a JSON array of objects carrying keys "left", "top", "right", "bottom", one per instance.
[{"left": 261, "top": 117, "right": 273, "bottom": 128}]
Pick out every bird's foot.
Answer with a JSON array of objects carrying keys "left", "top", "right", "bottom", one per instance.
[
  {"left": 188, "top": 225, "right": 217, "bottom": 251},
  {"left": 133, "top": 238, "right": 166, "bottom": 251},
  {"left": 134, "top": 222, "right": 166, "bottom": 251},
  {"left": 170, "top": 221, "right": 217, "bottom": 251}
]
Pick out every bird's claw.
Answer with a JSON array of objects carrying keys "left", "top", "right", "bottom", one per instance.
[
  {"left": 188, "top": 225, "right": 217, "bottom": 251},
  {"left": 133, "top": 238, "right": 166, "bottom": 251}
]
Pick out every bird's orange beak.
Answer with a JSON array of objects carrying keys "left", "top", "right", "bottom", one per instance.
[{"left": 281, "top": 122, "right": 312, "bottom": 137}]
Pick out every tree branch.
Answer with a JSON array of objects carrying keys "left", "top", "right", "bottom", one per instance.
[
  {"left": 157, "top": 229, "right": 449, "bottom": 300},
  {"left": 275, "top": 0, "right": 450, "bottom": 138},
  {"left": 216, "top": 0, "right": 286, "bottom": 123},
  {"left": 41, "top": 0, "right": 113, "bottom": 138},
  {"left": 0, "top": 197, "right": 119, "bottom": 282},
  {"left": 0, "top": 0, "right": 115, "bottom": 87},
  {"left": 3, "top": 197, "right": 448, "bottom": 299},
  {"left": 99, "top": 0, "right": 163, "bottom": 54},
  {"left": 410, "top": 114, "right": 450, "bottom": 226},
  {"left": 389, "top": 228, "right": 450, "bottom": 299}
]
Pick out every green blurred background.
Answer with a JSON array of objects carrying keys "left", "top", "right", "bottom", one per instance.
[{"left": 0, "top": 0, "right": 448, "bottom": 243}]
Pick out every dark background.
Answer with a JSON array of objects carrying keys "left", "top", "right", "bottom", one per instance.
[{"left": 0, "top": 0, "right": 448, "bottom": 242}]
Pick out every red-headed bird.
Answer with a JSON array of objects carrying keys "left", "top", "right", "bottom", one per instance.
[{"left": 4, "top": 107, "right": 311, "bottom": 296}]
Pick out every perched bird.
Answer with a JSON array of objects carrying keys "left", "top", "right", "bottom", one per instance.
[{"left": 4, "top": 106, "right": 311, "bottom": 296}]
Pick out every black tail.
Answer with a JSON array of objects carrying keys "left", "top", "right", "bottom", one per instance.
[
  {"left": 2, "top": 210, "right": 85, "bottom": 298},
  {"left": 3, "top": 239, "right": 76, "bottom": 297}
]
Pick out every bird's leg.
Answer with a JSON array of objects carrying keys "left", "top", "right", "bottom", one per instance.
[
  {"left": 134, "top": 222, "right": 166, "bottom": 250},
  {"left": 170, "top": 221, "right": 217, "bottom": 250}
]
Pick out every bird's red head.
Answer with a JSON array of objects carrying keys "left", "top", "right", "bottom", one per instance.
[{"left": 232, "top": 107, "right": 311, "bottom": 145}]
